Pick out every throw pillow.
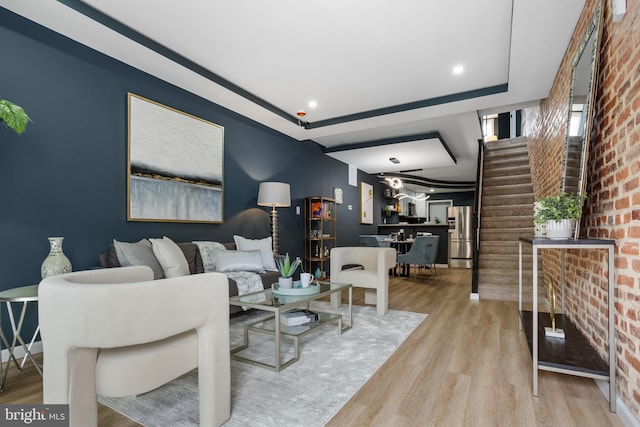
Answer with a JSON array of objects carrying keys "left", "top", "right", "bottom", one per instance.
[
  {"left": 113, "top": 239, "right": 164, "bottom": 280},
  {"left": 193, "top": 241, "right": 227, "bottom": 272},
  {"left": 149, "top": 236, "right": 190, "bottom": 278},
  {"left": 177, "top": 242, "right": 198, "bottom": 274},
  {"left": 233, "top": 235, "right": 277, "bottom": 271},
  {"left": 213, "top": 249, "right": 266, "bottom": 273}
]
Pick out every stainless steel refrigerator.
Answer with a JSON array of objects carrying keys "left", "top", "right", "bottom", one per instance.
[{"left": 447, "top": 206, "right": 473, "bottom": 268}]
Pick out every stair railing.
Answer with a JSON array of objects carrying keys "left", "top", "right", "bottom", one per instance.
[{"left": 472, "top": 138, "right": 485, "bottom": 295}]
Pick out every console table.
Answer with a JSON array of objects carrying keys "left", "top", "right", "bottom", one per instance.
[{"left": 518, "top": 237, "right": 616, "bottom": 412}]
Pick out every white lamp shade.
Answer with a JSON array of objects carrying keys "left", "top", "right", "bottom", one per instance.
[{"left": 257, "top": 182, "right": 291, "bottom": 207}]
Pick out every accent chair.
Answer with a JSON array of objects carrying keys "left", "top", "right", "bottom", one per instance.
[
  {"left": 38, "top": 266, "right": 231, "bottom": 427},
  {"left": 330, "top": 246, "right": 397, "bottom": 316}
]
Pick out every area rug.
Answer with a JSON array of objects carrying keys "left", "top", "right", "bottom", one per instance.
[{"left": 99, "top": 302, "right": 427, "bottom": 427}]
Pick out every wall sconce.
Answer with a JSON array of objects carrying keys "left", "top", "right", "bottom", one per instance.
[{"left": 257, "top": 182, "right": 291, "bottom": 255}]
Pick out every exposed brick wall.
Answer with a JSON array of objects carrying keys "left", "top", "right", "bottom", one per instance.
[
  {"left": 523, "top": 97, "right": 565, "bottom": 198},
  {"left": 525, "top": 0, "right": 640, "bottom": 419}
]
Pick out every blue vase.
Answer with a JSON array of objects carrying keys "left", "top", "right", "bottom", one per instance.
[{"left": 315, "top": 267, "right": 322, "bottom": 279}]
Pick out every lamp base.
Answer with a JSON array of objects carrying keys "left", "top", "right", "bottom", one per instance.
[{"left": 271, "top": 207, "right": 279, "bottom": 255}]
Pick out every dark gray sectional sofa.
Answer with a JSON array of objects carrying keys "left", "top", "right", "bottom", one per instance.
[{"left": 100, "top": 241, "right": 281, "bottom": 314}]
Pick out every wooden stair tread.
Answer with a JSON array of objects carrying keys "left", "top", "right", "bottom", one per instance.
[{"left": 478, "top": 136, "right": 536, "bottom": 302}]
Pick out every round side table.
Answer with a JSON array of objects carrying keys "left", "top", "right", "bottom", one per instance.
[{"left": 0, "top": 284, "right": 42, "bottom": 391}]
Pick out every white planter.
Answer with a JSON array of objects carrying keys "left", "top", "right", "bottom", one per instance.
[
  {"left": 533, "top": 202, "right": 546, "bottom": 237},
  {"left": 278, "top": 277, "right": 293, "bottom": 289},
  {"left": 545, "top": 219, "right": 575, "bottom": 240}
]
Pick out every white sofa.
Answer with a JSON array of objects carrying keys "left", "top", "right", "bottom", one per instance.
[
  {"left": 38, "top": 266, "right": 231, "bottom": 427},
  {"left": 330, "top": 247, "right": 397, "bottom": 316}
]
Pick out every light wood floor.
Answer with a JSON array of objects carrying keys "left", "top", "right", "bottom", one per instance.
[{"left": 0, "top": 268, "right": 622, "bottom": 426}]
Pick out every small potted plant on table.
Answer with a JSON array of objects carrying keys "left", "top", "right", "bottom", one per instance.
[
  {"left": 534, "top": 192, "right": 586, "bottom": 239},
  {"left": 276, "top": 253, "right": 301, "bottom": 289}
]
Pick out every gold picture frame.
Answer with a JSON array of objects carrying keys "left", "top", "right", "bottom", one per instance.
[{"left": 127, "top": 93, "right": 224, "bottom": 223}]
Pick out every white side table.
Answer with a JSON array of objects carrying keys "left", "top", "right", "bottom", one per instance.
[{"left": 0, "top": 284, "right": 42, "bottom": 391}]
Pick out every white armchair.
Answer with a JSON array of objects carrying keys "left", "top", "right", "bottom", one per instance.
[
  {"left": 38, "top": 266, "right": 231, "bottom": 427},
  {"left": 330, "top": 247, "right": 397, "bottom": 316}
]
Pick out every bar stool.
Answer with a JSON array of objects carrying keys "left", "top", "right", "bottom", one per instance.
[{"left": 0, "top": 284, "right": 42, "bottom": 390}]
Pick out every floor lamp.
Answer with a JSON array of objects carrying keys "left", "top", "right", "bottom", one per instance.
[{"left": 257, "top": 182, "right": 291, "bottom": 255}]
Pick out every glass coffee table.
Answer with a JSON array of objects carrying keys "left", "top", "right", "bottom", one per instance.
[{"left": 229, "top": 281, "right": 352, "bottom": 371}]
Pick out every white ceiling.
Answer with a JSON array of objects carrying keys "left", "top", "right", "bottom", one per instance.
[{"left": 0, "top": 0, "right": 585, "bottom": 190}]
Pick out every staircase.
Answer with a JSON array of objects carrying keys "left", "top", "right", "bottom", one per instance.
[{"left": 478, "top": 137, "right": 541, "bottom": 302}]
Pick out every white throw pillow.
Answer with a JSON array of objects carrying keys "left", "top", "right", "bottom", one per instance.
[
  {"left": 233, "top": 235, "right": 277, "bottom": 271},
  {"left": 193, "top": 241, "right": 227, "bottom": 272},
  {"left": 213, "top": 249, "right": 265, "bottom": 273},
  {"left": 149, "top": 236, "right": 190, "bottom": 278}
]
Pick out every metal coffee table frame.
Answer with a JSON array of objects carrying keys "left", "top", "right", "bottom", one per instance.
[{"left": 229, "top": 281, "right": 352, "bottom": 371}]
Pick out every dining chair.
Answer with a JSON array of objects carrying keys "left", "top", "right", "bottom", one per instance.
[
  {"left": 397, "top": 235, "right": 440, "bottom": 278},
  {"left": 359, "top": 235, "right": 381, "bottom": 247}
]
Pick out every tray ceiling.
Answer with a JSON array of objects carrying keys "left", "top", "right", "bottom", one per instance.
[{"left": 0, "top": 0, "right": 585, "bottom": 190}]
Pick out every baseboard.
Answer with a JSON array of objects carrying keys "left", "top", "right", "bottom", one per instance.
[
  {"left": 595, "top": 379, "right": 640, "bottom": 426},
  {"left": 1, "top": 340, "right": 43, "bottom": 361}
]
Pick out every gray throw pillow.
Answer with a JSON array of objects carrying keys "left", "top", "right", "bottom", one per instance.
[{"left": 113, "top": 239, "right": 165, "bottom": 280}]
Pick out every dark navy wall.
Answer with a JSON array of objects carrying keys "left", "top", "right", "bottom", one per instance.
[{"left": 0, "top": 9, "right": 382, "bottom": 339}]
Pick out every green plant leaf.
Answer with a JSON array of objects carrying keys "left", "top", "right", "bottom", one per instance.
[
  {"left": 534, "top": 192, "right": 586, "bottom": 222},
  {"left": 0, "top": 98, "right": 31, "bottom": 135},
  {"left": 275, "top": 252, "right": 300, "bottom": 278}
]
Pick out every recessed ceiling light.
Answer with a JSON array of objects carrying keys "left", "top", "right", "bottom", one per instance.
[
  {"left": 452, "top": 65, "right": 464, "bottom": 75},
  {"left": 308, "top": 100, "right": 317, "bottom": 108},
  {"left": 389, "top": 157, "right": 400, "bottom": 164}
]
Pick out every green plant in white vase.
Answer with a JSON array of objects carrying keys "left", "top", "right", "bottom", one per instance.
[
  {"left": 534, "top": 192, "right": 586, "bottom": 239},
  {"left": 276, "top": 253, "right": 300, "bottom": 289},
  {"left": 0, "top": 98, "right": 31, "bottom": 138}
]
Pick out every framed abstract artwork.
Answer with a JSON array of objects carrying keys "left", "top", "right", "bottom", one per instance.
[
  {"left": 127, "top": 93, "right": 224, "bottom": 223},
  {"left": 360, "top": 182, "right": 374, "bottom": 224},
  {"left": 333, "top": 187, "right": 343, "bottom": 204}
]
